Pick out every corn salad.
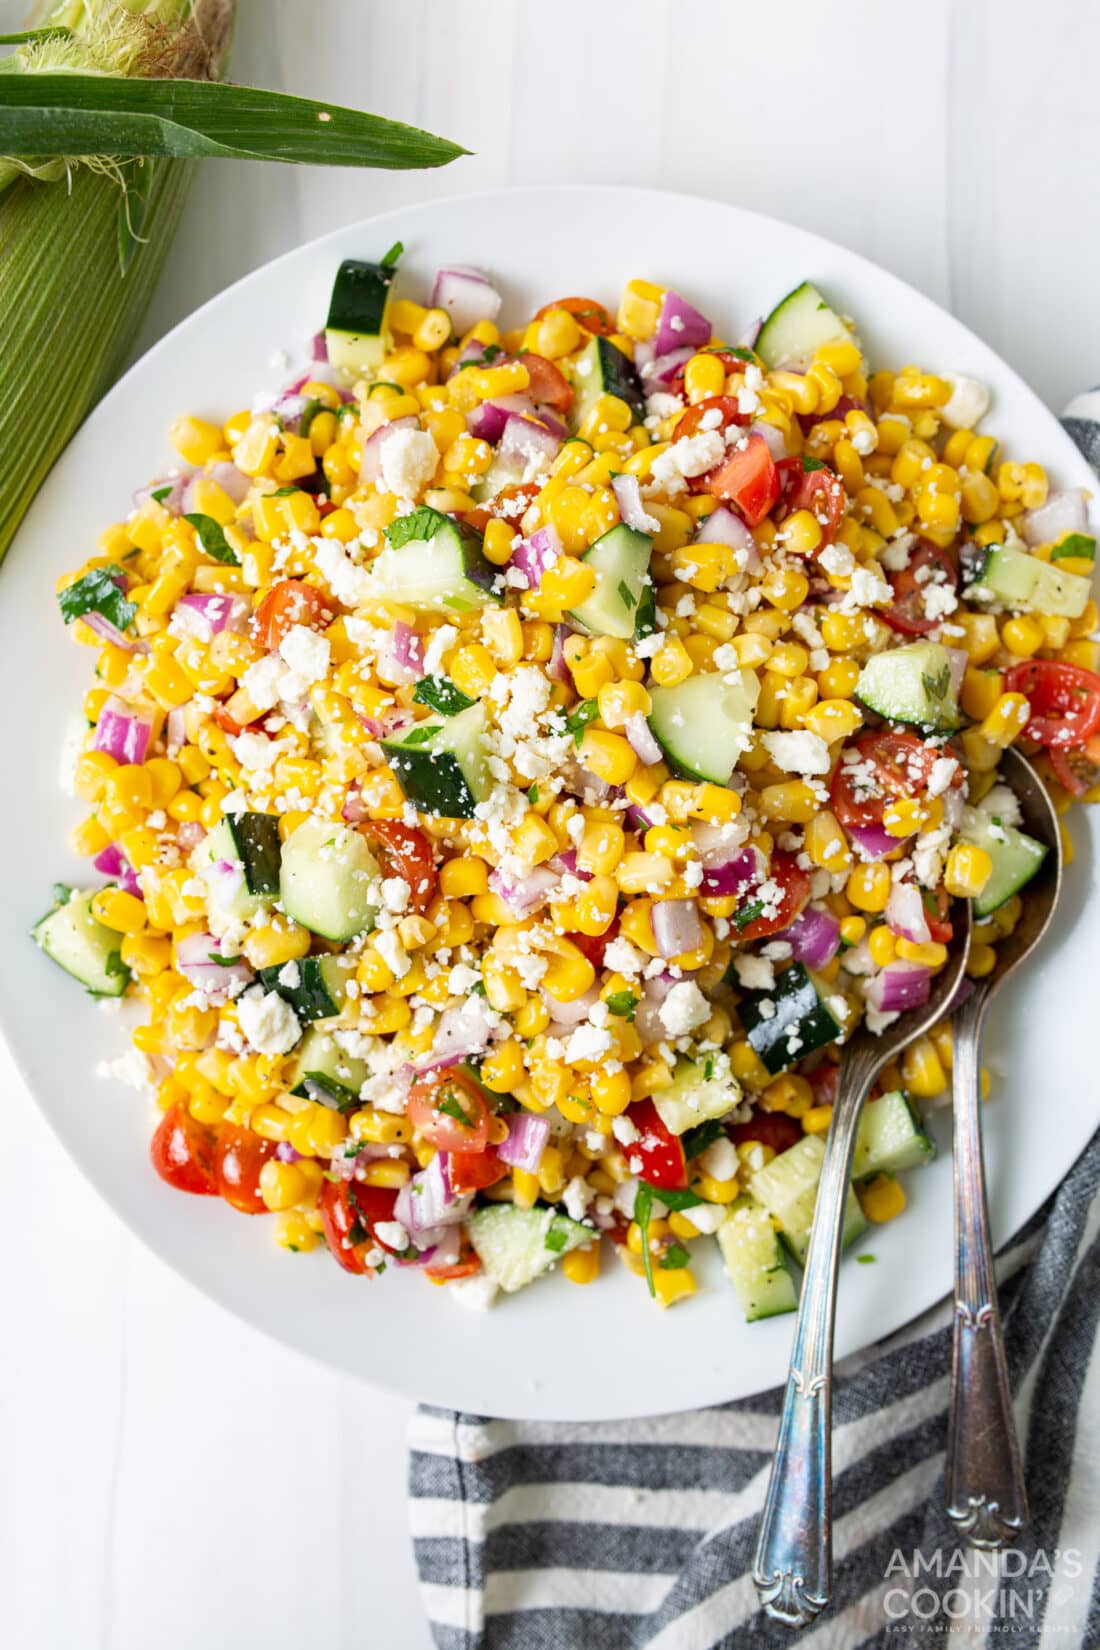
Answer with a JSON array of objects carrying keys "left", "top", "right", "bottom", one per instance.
[{"left": 40, "top": 254, "right": 1099, "bottom": 1315}]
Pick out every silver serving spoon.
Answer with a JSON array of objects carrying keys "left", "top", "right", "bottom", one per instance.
[
  {"left": 753, "top": 909, "right": 972, "bottom": 1628},
  {"left": 944, "top": 745, "right": 1061, "bottom": 1548}
]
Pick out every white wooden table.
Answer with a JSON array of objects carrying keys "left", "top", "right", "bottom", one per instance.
[{"left": 4, "top": 2, "right": 1099, "bottom": 1644}]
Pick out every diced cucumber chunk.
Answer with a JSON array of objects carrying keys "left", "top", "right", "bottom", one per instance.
[
  {"left": 648, "top": 670, "right": 760, "bottom": 784},
  {"left": 568, "top": 524, "right": 653, "bottom": 641},
  {"left": 225, "top": 811, "right": 282, "bottom": 896},
  {"left": 466, "top": 1204, "right": 592, "bottom": 1293},
  {"left": 653, "top": 1055, "right": 743, "bottom": 1137},
  {"left": 257, "top": 954, "right": 354, "bottom": 1024},
  {"left": 381, "top": 700, "right": 492, "bottom": 819},
  {"left": 750, "top": 1135, "right": 867, "bottom": 1265},
  {"left": 278, "top": 818, "right": 380, "bottom": 942},
  {"left": 33, "top": 888, "right": 130, "bottom": 997},
  {"left": 717, "top": 1195, "right": 798, "bottom": 1321},
  {"left": 367, "top": 508, "right": 501, "bottom": 613},
  {"left": 195, "top": 819, "right": 273, "bottom": 920},
  {"left": 470, "top": 451, "right": 526, "bottom": 504},
  {"left": 756, "top": 281, "right": 854, "bottom": 371},
  {"left": 855, "top": 641, "right": 961, "bottom": 733},
  {"left": 287, "top": 1027, "right": 369, "bottom": 1106},
  {"left": 851, "top": 1090, "right": 935, "bottom": 1179},
  {"left": 571, "top": 335, "right": 645, "bottom": 428},
  {"left": 325, "top": 255, "right": 397, "bottom": 377},
  {"left": 961, "top": 806, "right": 1047, "bottom": 918},
  {"left": 972, "top": 543, "right": 1091, "bottom": 619},
  {"left": 737, "top": 961, "right": 843, "bottom": 1076}
]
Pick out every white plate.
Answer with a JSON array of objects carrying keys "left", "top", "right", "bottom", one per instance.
[{"left": 2, "top": 185, "right": 1096, "bottom": 1421}]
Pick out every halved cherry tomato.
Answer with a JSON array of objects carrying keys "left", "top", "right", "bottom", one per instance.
[
  {"left": 627, "top": 1097, "right": 688, "bottom": 1190},
  {"left": 700, "top": 432, "right": 780, "bottom": 527},
  {"left": 425, "top": 1247, "right": 483, "bottom": 1282},
  {"left": 501, "top": 352, "right": 573, "bottom": 414},
  {"left": 354, "top": 1184, "right": 403, "bottom": 1251},
  {"left": 447, "top": 1146, "right": 509, "bottom": 1194},
  {"left": 667, "top": 346, "right": 756, "bottom": 400},
  {"left": 360, "top": 820, "right": 437, "bottom": 914},
  {"left": 150, "top": 1105, "right": 217, "bottom": 1195},
  {"left": 673, "top": 394, "right": 748, "bottom": 446},
  {"left": 407, "top": 1068, "right": 491, "bottom": 1154},
  {"left": 830, "top": 729, "right": 961, "bottom": 831},
  {"left": 319, "top": 1180, "right": 376, "bottom": 1275},
  {"left": 777, "top": 459, "right": 846, "bottom": 547},
  {"left": 534, "top": 296, "right": 615, "bottom": 337},
  {"left": 213, "top": 703, "right": 246, "bottom": 736},
  {"left": 882, "top": 541, "right": 958, "bottom": 636},
  {"left": 728, "top": 1112, "right": 802, "bottom": 1155},
  {"left": 1051, "top": 734, "right": 1100, "bottom": 796},
  {"left": 214, "top": 1124, "right": 278, "bottom": 1214},
  {"left": 1003, "top": 660, "right": 1100, "bottom": 751},
  {"left": 735, "top": 851, "right": 811, "bottom": 941},
  {"left": 807, "top": 1062, "right": 840, "bottom": 1108},
  {"left": 462, "top": 480, "right": 541, "bottom": 534},
  {"left": 252, "top": 579, "right": 333, "bottom": 651},
  {"left": 566, "top": 914, "right": 620, "bottom": 970}
]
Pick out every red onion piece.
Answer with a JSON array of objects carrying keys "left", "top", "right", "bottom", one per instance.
[
  {"left": 696, "top": 504, "right": 759, "bottom": 570},
  {"left": 739, "top": 317, "right": 762, "bottom": 349},
  {"left": 174, "top": 592, "right": 250, "bottom": 641},
  {"left": 511, "top": 524, "right": 561, "bottom": 590},
  {"left": 420, "top": 1225, "right": 462, "bottom": 1271},
  {"left": 633, "top": 975, "right": 676, "bottom": 1045},
  {"left": 134, "top": 474, "right": 189, "bottom": 515},
  {"left": 944, "top": 647, "right": 968, "bottom": 699},
  {"left": 166, "top": 707, "right": 186, "bottom": 752},
  {"left": 311, "top": 330, "right": 328, "bottom": 363},
  {"left": 466, "top": 394, "right": 534, "bottom": 444},
  {"left": 359, "top": 415, "right": 419, "bottom": 484},
  {"left": 488, "top": 863, "right": 561, "bottom": 917},
  {"left": 175, "top": 932, "right": 255, "bottom": 995},
  {"left": 548, "top": 623, "right": 574, "bottom": 686},
  {"left": 542, "top": 984, "right": 600, "bottom": 1030},
  {"left": 624, "top": 712, "right": 662, "bottom": 767},
  {"left": 698, "top": 845, "right": 762, "bottom": 898},
  {"left": 497, "top": 1113, "right": 551, "bottom": 1173},
  {"left": 355, "top": 706, "right": 414, "bottom": 742},
  {"left": 93, "top": 697, "right": 153, "bottom": 765},
  {"left": 1020, "top": 488, "right": 1088, "bottom": 548},
  {"left": 389, "top": 620, "right": 425, "bottom": 682},
  {"left": 624, "top": 802, "right": 656, "bottom": 833},
  {"left": 430, "top": 267, "right": 502, "bottom": 338},
  {"left": 447, "top": 336, "right": 494, "bottom": 379},
  {"left": 82, "top": 610, "right": 147, "bottom": 653},
  {"left": 885, "top": 881, "right": 932, "bottom": 946},
  {"left": 412, "top": 999, "right": 496, "bottom": 1074},
  {"left": 93, "top": 843, "right": 142, "bottom": 900},
  {"left": 655, "top": 289, "right": 712, "bottom": 356},
  {"left": 395, "top": 1152, "right": 473, "bottom": 1238},
  {"left": 651, "top": 898, "right": 704, "bottom": 959},
  {"left": 275, "top": 1141, "right": 303, "bottom": 1163},
  {"left": 847, "top": 822, "right": 905, "bottom": 861},
  {"left": 499, "top": 411, "right": 560, "bottom": 471},
  {"left": 640, "top": 347, "right": 692, "bottom": 387},
  {"left": 776, "top": 904, "right": 841, "bottom": 969},
  {"left": 611, "top": 473, "right": 658, "bottom": 533},
  {"left": 749, "top": 419, "right": 788, "bottom": 460},
  {"left": 550, "top": 849, "right": 591, "bottom": 883},
  {"left": 864, "top": 962, "right": 931, "bottom": 1014}
]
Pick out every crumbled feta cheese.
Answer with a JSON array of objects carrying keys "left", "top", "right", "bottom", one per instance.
[
  {"left": 699, "top": 1136, "right": 738, "bottom": 1182},
  {"left": 241, "top": 653, "right": 289, "bottom": 712},
  {"left": 980, "top": 784, "right": 1022, "bottom": 827},
  {"left": 562, "top": 1176, "right": 595, "bottom": 1223},
  {"left": 379, "top": 427, "right": 438, "bottom": 498},
  {"left": 314, "top": 539, "right": 374, "bottom": 607},
  {"left": 237, "top": 987, "right": 301, "bottom": 1056},
  {"left": 278, "top": 624, "right": 330, "bottom": 684},
  {"left": 565, "top": 1023, "right": 614, "bottom": 1063},
  {"left": 761, "top": 730, "right": 831, "bottom": 776},
  {"left": 819, "top": 542, "right": 855, "bottom": 578},
  {"left": 927, "top": 755, "right": 960, "bottom": 797},
  {"left": 381, "top": 876, "right": 411, "bottom": 914},
  {"left": 612, "top": 1115, "right": 640, "bottom": 1146},
  {"left": 277, "top": 960, "right": 301, "bottom": 991},
  {"left": 423, "top": 623, "right": 458, "bottom": 676},
  {"left": 374, "top": 1220, "right": 409, "bottom": 1253},
  {"left": 375, "top": 928, "right": 410, "bottom": 979},
  {"left": 732, "top": 954, "right": 776, "bottom": 992},
  {"left": 682, "top": 1202, "right": 727, "bottom": 1235},
  {"left": 95, "top": 1047, "right": 156, "bottom": 1096},
  {"left": 657, "top": 980, "right": 710, "bottom": 1037}
]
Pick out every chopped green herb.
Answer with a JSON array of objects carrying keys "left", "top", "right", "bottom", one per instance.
[
  {"left": 150, "top": 484, "right": 173, "bottom": 502},
  {"left": 381, "top": 240, "right": 404, "bottom": 270},
  {"left": 270, "top": 485, "right": 302, "bottom": 498},
  {"left": 385, "top": 505, "right": 447, "bottom": 549},
  {"left": 659, "top": 1243, "right": 692, "bottom": 1270},
  {"left": 856, "top": 1253, "right": 877, "bottom": 1265},
  {"left": 184, "top": 512, "right": 240, "bottom": 565},
  {"left": 680, "top": 1119, "right": 724, "bottom": 1160},
  {"left": 437, "top": 1094, "right": 473, "bottom": 1128},
  {"left": 471, "top": 980, "right": 487, "bottom": 997},
  {"left": 346, "top": 1219, "right": 369, "bottom": 1247},
  {"left": 734, "top": 898, "right": 766, "bottom": 930},
  {"left": 414, "top": 676, "right": 476, "bottom": 716},
  {"left": 51, "top": 882, "right": 73, "bottom": 906},
  {"left": 802, "top": 456, "right": 826, "bottom": 473},
  {"left": 527, "top": 784, "right": 539, "bottom": 804},
  {"left": 400, "top": 724, "right": 437, "bottom": 747},
  {"left": 648, "top": 1186, "right": 703, "bottom": 1212},
  {"left": 920, "top": 663, "right": 951, "bottom": 703},
  {"left": 1051, "top": 532, "right": 1096, "bottom": 563},
  {"left": 544, "top": 1219, "right": 571, "bottom": 1254},
  {"left": 459, "top": 344, "right": 502, "bottom": 371},
  {"left": 604, "top": 990, "right": 638, "bottom": 1021},
  {"left": 617, "top": 579, "right": 637, "bottom": 610},
  {"left": 58, "top": 564, "right": 137, "bottom": 633},
  {"left": 207, "top": 952, "right": 243, "bottom": 967},
  {"left": 634, "top": 1183, "right": 656, "bottom": 1298},
  {"left": 565, "top": 699, "right": 600, "bottom": 745},
  {"left": 104, "top": 950, "right": 128, "bottom": 978}
]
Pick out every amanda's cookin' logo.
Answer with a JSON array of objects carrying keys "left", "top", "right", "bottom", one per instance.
[{"left": 882, "top": 1546, "right": 1084, "bottom": 1629}]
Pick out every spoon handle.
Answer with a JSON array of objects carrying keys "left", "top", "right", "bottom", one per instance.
[
  {"left": 945, "top": 995, "right": 1028, "bottom": 1547},
  {"left": 753, "top": 1058, "right": 874, "bottom": 1625}
]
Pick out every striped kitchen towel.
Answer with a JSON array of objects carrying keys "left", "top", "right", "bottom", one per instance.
[{"left": 409, "top": 408, "right": 1100, "bottom": 1650}]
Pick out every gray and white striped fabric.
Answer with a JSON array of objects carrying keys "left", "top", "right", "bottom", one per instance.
[{"left": 408, "top": 406, "right": 1100, "bottom": 1650}]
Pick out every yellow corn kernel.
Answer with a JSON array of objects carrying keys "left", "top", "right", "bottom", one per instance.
[
  {"left": 412, "top": 306, "right": 451, "bottom": 352},
  {"left": 537, "top": 557, "right": 596, "bottom": 610},
  {"left": 1063, "top": 639, "right": 1100, "bottom": 672},
  {"left": 273, "top": 1211, "right": 320, "bottom": 1252},
  {"left": 616, "top": 852, "right": 675, "bottom": 895},
  {"left": 449, "top": 643, "right": 497, "bottom": 698},
  {"left": 169, "top": 414, "right": 224, "bottom": 467},
  {"left": 868, "top": 925, "right": 898, "bottom": 967},
  {"left": 728, "top": 1039, "right": 770, "bottom": 1089},
  {"left": 847, "top": 862, "right": 891, "bottom": 913},
  {"left": 357, "top": 952, "right": 395, "bottom": 1000},
  {"left": 839, "top": 915, "right": 866, "bottom": 946},
  {"left": 858, "top": 1173, "right": 907, "bottom": 1223},
  {"left": 561, "top": 1242, "right": 600, "bottom": 1285},
  {"left": 120, "top": 932, "right": 170, "bottom": 976},
  {"left": 694, "top": 1174, "right": 740, "bottom": 1205},
  {"left": 683, "top": 351, "right": 726, "bottom": 402},
  {"left": 90, "top": 887, "right": 146, "bottom": 935},
  {"left": 70, "top": 815, "right": 111, "bottom": 857},
  {"left": 762, "top": 565, "right": 812, "bottom": 612},
  {"left": 533, "top": 307, "right": 582, "bottom": 359},
  {"left": 900, "top": 1035, "right": 947, "bottom": 1098},
  {"left": 540, "top": 945, "right": 596, "bottom": 1005},
  {"left": 944, "top": 843, "right": 993, "bottom": 899},
  {"left": 480, "top": 605, "right": 524, "bottom": 668},
  {"left": 649, "top": 636, "right": 694, "bottom": 687},
  {"left": 359, "top": 1158, "right": 411, "bottom": 1189},
  {"left": 980, "top": 691, "right": 1031, "bottom": 748},
  {"left": 258, "top": 1159, "right": 310, "bottom": 1213},
  {"left": 439, "top": 856, "right": 489, "bottom": 900},
  {"left": 578, "top": 728, "right": 636, "bottom": 786},
  {"left": 882, "top": 796, "right": 934, "bottom": 838},
  {"left": 801, "top": 1104, "right": 834, "bottom": 1136},
  {"left": 577, "top": 819, "right": 625, "bottom": 877},
  {"left": 779, "top": 508, "right": 824, "bottom": 559},
  {"left": 596, "top": 678, "right": 651, "bottom": 728},
  {"left": 759, "top": 781, "right": 818, "bottom": 824},
  {"left": 481, "top": 517, "right": 516, "bottom": 567},
  {"left": 616, "top": 278, "right": 663, "bottom": 340},
  {"left": 896, "top": 938, "right": 948, "bottom": 968},
  {"left": 801, "top": 699, "right": 863, "bottom": 745},
  {"left": 966, "top": 942, "right": 998, "bottom": 979},
  {"left": 818, "top": 610, "right": 868, "bottom": 653}
]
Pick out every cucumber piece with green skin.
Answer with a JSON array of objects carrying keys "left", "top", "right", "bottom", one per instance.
[
  {"left": 852, "top": 1090, "right": 935, "bottom": 1179},
  {"left": 648, "top": 669, "right": 761, "bottom": 784},
  {"left": 738, "top": 962, "right": 843, "bottom": 1076},
  {"left": 257, "top": 954, "right": 354, "bottom": 1024},
  {"left": 367, "top": 508, "right": 501, "bottom": 613},
  {"left": 571, "top": 335, "right": 645, "bottom": 428},
  {"left": 855, "top": 641, "right": 961, "bottom": 733},
  {"left": 567, "top": 524, "right": 653, "bottom": 641},
  {"left": 653, "top": 1055, "right": 743, "bottom": 1137},
  {"left": 466, "top": 1204, "right": 592, "bottom": 1293},
  {"left": 971, "top": 543, "right": 1091, "bottom": 619},
  {"left": 33, "top": 888, "right": 130, "bottom": 996},
  {"left": 749, "top": 1135, "right": 867, "bottom": 1266},
  {"left": 717, "top": 1195, "right": 798, "bottom": 1321},
  {"left": 287, "top": 1027, "right": 369, "bottom": 1106},
  {"left": 381, "top": 701, "right": 492, "bottom": 818},
  {"left": 325, "top": 254, "right": 398, "bottom": 377},
  {"left": 195, "top": 820, "right": 273, "bottom": 921},
  {"left": 278, "top": 818, "right": 380, "bottom": 942},
  {"left": 225, "top": 812, "right": 282, "bottom": 896},
  {"left": 756, "top": 281, "right": 854, "bottom": 371},
  {"left": 961, "top": 807, "right": 1047, "bottom": 918}
]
